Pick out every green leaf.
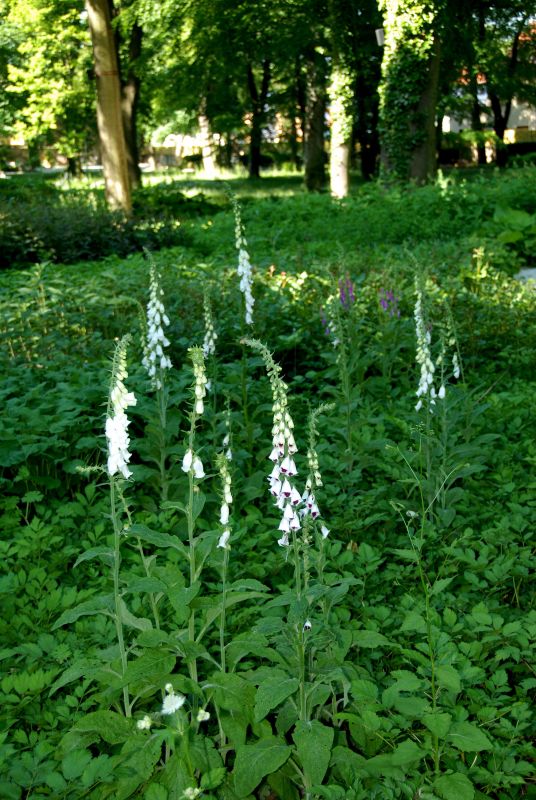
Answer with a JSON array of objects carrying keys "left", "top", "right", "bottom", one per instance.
[
  {"left": 201, "top": 767, "right": 227, "bottom": 790},
  {"left": 128, "top": 524, "right": 188, "bottom": 558},
  {"left": 145, "top": 786, "right": 168, "bottom": 800},
  {"left": 353, "top": 630, "right": 390, "bottom": 648},
  {"left": 122, "top": 650, "right": 176, "bottom": 688},
  {"left": 423, "top": 712, "right": 452, "bottom": 739},
  {"left": 391, "top": 740, "right": 425, "bottom": 766},
  {"left": 254, "top": 677, "right": 299, "bottom": 722},
  {"left": 62, "top": 749, "right": 92, "bottom": 780},
  {"left": 233, "top": 737, "right": 291, "bottom": 797},
  {"left": 118, "top": 598, "right": 152, "bottom": 631},
  {"left": 436, "top": 665, "right": 461, "bottom": 694},
  {"left": 72, "top": 711, "right": 132, "bottom": 744},
  {"left": 293, "top": 720, "right": 334, "bottom": 786},
  {"left": 434, "top": 773, "right": 475, "bottom": 800},
  {"left": 73, "top": 547, "right": 113, "bottom": 568},
  {"left": 447, "top": 722, "right": 493, "bottom": 752},
  {"left": 52, "top": 594, "right": 113, "bottom": 629},
  {"left": 191, "top": 491, "right": 206, "bottom": 521},
  {"left": 430, "top": 577, "right": 454, "bottom": 596},
  {"left": 400, "top": 611, "right": 427, "bottom": 633}
]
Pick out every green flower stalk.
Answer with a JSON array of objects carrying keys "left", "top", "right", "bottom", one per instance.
[
  {"left": 216, "top": 451, "right": 232, "bottom": 675},
  {"left": 142, "top": 259, "right": 172, "bottom": 391},
  {"left": 105, "top": 335, "right": 136, "bottom": 717}
]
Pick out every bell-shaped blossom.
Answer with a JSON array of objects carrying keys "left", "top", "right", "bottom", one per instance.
[
  {"left": 202, "top": 294, "right": 218, "bottom": 357},
  {"left": 142, "top": 261, "right": 172, "bottom": 390},
  {"left": 106, "top": 338, "right": 136, "bottom": 480},
  {"left": 232, "top": 197, "right": 255, "bottom": 325}
]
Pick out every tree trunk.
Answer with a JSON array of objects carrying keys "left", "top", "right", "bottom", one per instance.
[
  {"left": 355, "top": 74, "right": 380, "bottom": 180},
  {"left": 409, "top": 34, "right": 440, "bottom": 182},
  {"left": 470, "top": 85, "right": 487, "bottom": 165},
  {"left": 304, "top": 48, "right": 327, "bottom": 192},
  {"left": 329, "top": 61, "right": 355, "bottom": 198},
  {"left": 85, "top": 0, "right": 131, "bottom": 212},
  {"left": 247, "top": 60, "right": 270, "bottom": 179},
  {"left": 378, "top": 0, "right": 441, "bottom": 183},
  {"left": 121, "top": 21, "right": 142, "bottom": 191},
  {"left": 67, "top": 156, "right": 83, "bottom": 178},
  {"left": 198, "top": 100, "right": 217, "bottom": 179}
]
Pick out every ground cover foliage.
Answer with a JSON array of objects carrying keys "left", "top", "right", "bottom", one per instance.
[{"left": 0, "top": 168, "right": 535, "bottom": 800}]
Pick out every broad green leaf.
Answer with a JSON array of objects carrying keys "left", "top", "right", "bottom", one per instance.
[
  {"left": 434, "top": 772, "right": 474, "bottom": 800},
  {"left": 254, "top": 677, "right": 299, "bottom": 722},
  {"left": 128, "top": 524, "right": 188, "bottom": 557},
  {"left": 233, "top": 737, "right": 291, "bottom": 797},
  {"left": 391, "top": 740, "right": 425, "bottom": 766},
  {"left": 52, "top": 594, "right": 113, "bottom": 629},
  {"left": 423, "top": 712, "right": 452, "bottom": 739},
  {"left": 401, "top": 611, "right": 427, "bottom": 633},
  {"left": 353, "top": 630, "right": 390, "bottom": 648},
  {"left": 201, "top": 767, "right": 227, "bottom": 790},
  {"left": 73, "top": 546, "right": 113, "bottom": 567},
  {"left": 118, "top": 598, "right": 152, "bottom": 631},
  {"left": 350, "top": 679, "right": 378, "bottom": 702},
  {"left": 447, "top": 722, "right": 493, "bottom": 752},
  {"left": 191, "top": 491, "right": 206, "bottom": 521},
  {"left": 72, "top": 711, "right": 132, "bottom": 744},
  {"left": 122, "top": 650, "right": 176, "bottom": 688},
  {"left": 430, "top": 577, "right": 454, "bottom": 596},
  {"left": 293, "top": 720, "right": 334, "bottom": 786},
  {"left": 145, "top": 786, "right": 168, "bottom": 800},
  {"left": 390, "top": 670, "right": 422, "bottom": 692},
  {"left": 61, "top": 749, "right": 92, "bottom": 780},
  {"left": 436, "top": 665, "right": 461, "bottom": 694}
]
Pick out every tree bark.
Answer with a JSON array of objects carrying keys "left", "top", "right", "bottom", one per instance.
[
  {"left": 247, "top": 60, "right": 270, "bottom": 179},
  {"left": 121, "top": 21, "right": 142, "bottom": 191},
  {"left": 487, "top": 27, "right": 523, "bottom": 168},
  {"left": 198, "top": 101, "right": 217, "bottom": 179},
  {"left": 409, "top": 34, "right": 440, "bottom": 182},
  {"left": 329, "top": 61, "right": 355, "bottom": 198},
  {"left": 355, "top": 73, "right": 380, "bottom": 180},
  {"left": 85, "top": 0, "right": 131, "bottom": 212},
  {"left": 304, "top": 48, "right": 327, "bottom": 191}
]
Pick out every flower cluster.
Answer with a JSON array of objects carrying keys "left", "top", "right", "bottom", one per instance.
[
  {"left": 232, "top": 197, "right": 254, "bottom": 325},
  {"left": 182, "top": 449, "right": 205, "bottom": 479},
  {"left": 339, "top": 274, "right": 356, "bottom": 309},
  {"left": 216, "top": 452, "right": 232, "bottom": 549},
  {"left": 161, "top": 683, "right": 186, "bottom": 715},
  {"left": 302, "top": 402, "right": 333, "bottom": 539},
  {"left": 379, "top": 288, "right": 400, "bottom": 318},
  {"left": 243, "top": 339, "right": 301, "bottom": 547},
  {"left": 452, "top": 352, "right": 460, "bottom": 380},
  {"left": 106, "top": 337, "right": 136, "bottom": 480},
  {"left": 142, "top": 261, "right": 172, "bottom": 389},
  {"left": 202, "top": 293, "right": 217, "bottom": 357},
  {"left": 190, "top": 346, "right": 208, "bottom": 415},
  {"left": 414, "top": 284, "right": 436, "bottom": 412}
]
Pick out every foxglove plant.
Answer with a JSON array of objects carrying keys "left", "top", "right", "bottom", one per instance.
[
  {"left": 231, "top": 196, "right": 254, "bottom": 326},
  {"left": 216, "top": 451, "right": 232, "bottom": 675},
  {"left": 243, "top": 339, "right": 301, "bottom": 548},
  {"left": 414, "top": 281, "right": 436, "bottom": 412},
  {"left": 202, "top": 293, "right": 217, "bottom": 358},
  {"left": 379, "top": 287, "right": 401, "bottom": 318},
  {"left": 142, "top": 259, "right": 172, "bottom": 390},
  {"left": 105, "top": 335, "right": 136, "bottom": 717}
]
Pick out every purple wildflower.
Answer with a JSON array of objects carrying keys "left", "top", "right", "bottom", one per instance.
[
  {"left": 339, "top": 275, "right": 356, "bottom": 310},
  {"left": 379, "top": 288, "right": 400, "bottom": 318}
]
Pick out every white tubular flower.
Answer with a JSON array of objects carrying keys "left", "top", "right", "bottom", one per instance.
[
  {"left": 452, "top": 352, "right": 461, "bottom": 380},
  {"left": 217, "top": 452, "right": 233, "bottom": 549},
  {"left": 202, "top": 294, "right": 218, "bottom": 357},
  {"left": 182, "top": 449, "right": 193, "bottom": 472},
  {"left": 320, "top": 525, "right": 330, "bottom": 539},
  {"left": 106, "top": 337, "right": 137, "bottom": 480},
  {"left": 414, "top": 282, "right": 435, "bottom": 411},
  {"left": 142, "top": 260, "right": 172, "bottom": 390},
  {"left": 136, "top": 715, "right": 152, "bottom": 730},
  {"left": 192, "top": 456, "right": 205, "bottom": 479},
  {"left": 189, "top": 347, "right": 208, "bottom": 418},
  {"left": 197, "top": 709, "right": 210, "bottom": 722},
  {"left": 232, "top": 197, "right": 255, "bottom": 325},
  {"left": 438, "top": 384, "right": 446, "bottom": 399},
  {"left": 218, "top": 529, "right": 231, "bottom": 549}
]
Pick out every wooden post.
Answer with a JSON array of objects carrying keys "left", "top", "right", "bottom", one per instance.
[{"left": 86, "top": 0, "right": 131, "bottom": 212}]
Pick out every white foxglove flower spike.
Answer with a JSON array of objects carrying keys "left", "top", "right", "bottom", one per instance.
[{"left": 106, "top": 336, "right": 136, "bottom": 480}]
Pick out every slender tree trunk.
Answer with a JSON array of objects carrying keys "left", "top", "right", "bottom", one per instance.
[
  {"left": 470, "top": 87, "right": 487, "bottom": 165},
  {"left": 329, "top": 61, "right": 355, "bottom": 198},
  {"left": 247, "top": 60, "right": 270, "bottom": 179},
  {"left": 198, "top": 99, "right": 217, "bottom": 179},
  {"left": 487, "top": 26, "right": 523, "bottom": 168},
  {"left": 304, "top": 48, "right": 327, "bottom": 191},
  {"left": 121, "top": 22, "right": 142, "bottom": 191},
  {"left": 85, "top": 0, "right": 131, "bottom": 212},
  {"left": 355, "top": 74, "right": 380, "bottom": 180}
]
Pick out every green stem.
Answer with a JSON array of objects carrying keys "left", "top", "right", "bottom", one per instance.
[
  {"left": 110, "top": 476, "right": 131, "bottom": 717},
  {"left": 220, "top": 548, "right": 229, "bottom": 673},
  {"left": 157, "top": 383, "right": 168, "bottom": 503}
]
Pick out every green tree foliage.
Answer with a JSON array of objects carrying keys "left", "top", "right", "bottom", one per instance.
[{"left": 6, "top": 0, "right": 95, "bottom": 168}]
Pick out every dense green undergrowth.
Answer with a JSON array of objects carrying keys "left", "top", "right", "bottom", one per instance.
[{"left": 0, "top": 169, "right": 534, "bottom": 800}]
